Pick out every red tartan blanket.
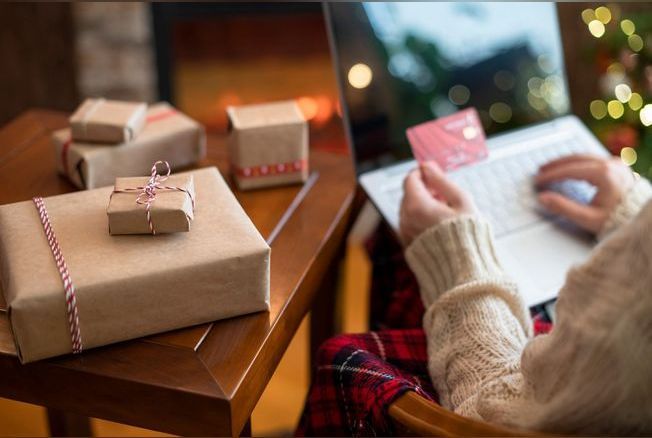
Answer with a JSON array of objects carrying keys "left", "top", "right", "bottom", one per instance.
[{"left": 297, "top": 223, "right": 553, "bottom": 436}]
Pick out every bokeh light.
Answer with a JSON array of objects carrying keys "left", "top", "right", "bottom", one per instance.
[
  {"left": 590, "top": 100, "right": 608, "bottom": 119},
  {"left": 296, "top": 96, "right": 318, "bottom": 120},
  {"left": 581, "top": 9, "right": 596, "bottom": 25},
  {"left": 448, "top": 84, "right": 470, "bottom": 105},
  {"left": 628, "top": 34, "right": 644, "bottom": 52},
  {"left": 614, "top": 84, "right": 632, "bottom": 103},
  {"left": 312, "top": 95, "right": 334, "bottom": 126},
  {"left": 348, "top": 63, "right": 373, "bottom": 89},
  {"left": 620, "top": 147, "right": 637, "bottom": 166},
  {"left": 528, "top": 92, "right": 547, "bottom": 111},
  {"left": 595, "top": 6, "right": 612, "bottom": 24},
  {"left": 537, "top": 55, "right": 555, "bottom": 74},
  {"left": 527, "top": 77, "right": 544, "bottom": 97},
  {"left": 607, "top": 100, "right": 624, "bottom": 119},
  {"left": 620, "top": 19, "right": 636, "bottom": 36},
  {"left": 588, "top": 20, "right": 606, "bottom": 38},
  {"left": 607, "top": 62, "right": 625, "bottom": 75},
  {"left": 640, "top": 104, "right": 652, "bottom": 126},
  {"left": 628, "top": 93, "right": 643, "bottom": 111},
  {"left": 489, "top": 102, "right": 512, "bottom": 123}
]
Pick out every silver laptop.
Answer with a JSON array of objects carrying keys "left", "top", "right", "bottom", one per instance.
[{"left": 325, "top": 2, "right": 609, "bottom": 307}]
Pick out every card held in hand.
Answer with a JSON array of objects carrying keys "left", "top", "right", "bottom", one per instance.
[{"left": 406, "top": 107, "right": 488, "bottom": 171}]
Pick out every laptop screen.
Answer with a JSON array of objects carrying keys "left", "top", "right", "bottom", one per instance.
[{"left": 327, "top": 2, "right": 571, "bottom": 174}]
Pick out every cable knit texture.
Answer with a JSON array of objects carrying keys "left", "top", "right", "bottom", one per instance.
[
  {"left": 405, "top": 180, "right": 652, "bottom": 434},
  {"left": 598, "top": 177, "right": 652, "bottom": 239}
]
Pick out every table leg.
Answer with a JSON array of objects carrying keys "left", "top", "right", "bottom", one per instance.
[
  {"left": 309, "top": 247, "right": 344, "bottom": 369},
  {"left": 239, "top": 418, "right": 252, "bottom": 437},
  {"left": 47, "top": 408, "right": 92, "bottom": 436},
  {"left": 309, "top": 188, "right": 363, "bottom": 369}
]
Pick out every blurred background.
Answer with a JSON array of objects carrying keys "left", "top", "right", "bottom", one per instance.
[
  {"left": 2, "top": 2, "right": 652, "bottom": 170},
  {"left": 0, "top": 2, "right": 651, "bottom": 436}
]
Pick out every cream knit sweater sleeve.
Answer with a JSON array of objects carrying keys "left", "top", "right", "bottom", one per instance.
[{"left": 405, "top": 178, "right": 652, "bottom": 434}]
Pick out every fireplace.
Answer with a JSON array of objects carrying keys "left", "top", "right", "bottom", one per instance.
[{"left": 152, "top": 3, "right": 346, "bottom": 150}]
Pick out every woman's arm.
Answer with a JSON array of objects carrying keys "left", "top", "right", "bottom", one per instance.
[
  {"left": 400, "top": 162, "right": 532, "bottom": 422},
  {"left": 598, "top": 177, "right": 651, "bottom": 237},
  {"left": 400, "top": 157, "right": 652, "bottom": 433},
  {"left": 408, "top": 203, "right": 652, "bottom": 434},
  {"left": 405, "top": 215, "right": 531, "bottom": 422}
]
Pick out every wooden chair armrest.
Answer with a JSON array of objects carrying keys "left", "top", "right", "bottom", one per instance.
[{"left": 388, "top": 391, "right": 540, "bottom": 437}]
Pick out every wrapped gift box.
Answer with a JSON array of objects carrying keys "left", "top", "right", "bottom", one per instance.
[
  {"left": 70, "top": 98, "right": 147, "bottom": 144},
  {"left": 53, "top": 103, "right": 206, "bottom": 190},
  {"left": 108, "top": 173, "right": 195, "bottom": 235},
  {"left": 0, "top": 167, "right": 270, "bottom": 363},
  {"left": 227, "top": 100, "right": 309, "bottom": 190}
]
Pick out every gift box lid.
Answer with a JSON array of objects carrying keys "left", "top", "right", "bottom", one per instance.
[
  {"left": 226, "top": 101, "right": 305, "bottom": 130},
  {"left": 70, "top": 98, "right": 147, "bottom": 129}
]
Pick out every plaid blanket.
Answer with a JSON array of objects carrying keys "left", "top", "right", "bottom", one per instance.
[{"left": 297, "top": 223, "right": 553, "bottom": 436}]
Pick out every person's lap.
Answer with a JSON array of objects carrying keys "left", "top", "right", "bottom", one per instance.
[{"left": 297, "top": 224, "right": 552, "bottom": 436}]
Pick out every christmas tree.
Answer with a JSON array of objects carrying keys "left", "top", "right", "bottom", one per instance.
[{"left": 582, "top": 4, "right": 652, "bottom": 179}]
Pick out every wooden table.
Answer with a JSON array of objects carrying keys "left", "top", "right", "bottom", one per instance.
[{"left": 0, "top": 110, "right": 357, "bottom": 436}]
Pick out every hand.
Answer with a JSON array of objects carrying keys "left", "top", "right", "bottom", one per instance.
[
  {"left": 535, "top": 154, "right": 635, "bottom": 234},
  {"left": 399, "top": 161, "right": 476, "bottom": 245}
]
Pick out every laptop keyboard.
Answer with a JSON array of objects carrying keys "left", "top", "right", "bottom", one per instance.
[{"left": 386, "top": 136, "right": 598, "bottom": 237}]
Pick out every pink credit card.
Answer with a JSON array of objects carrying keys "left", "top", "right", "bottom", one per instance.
[{"left": 406, "top": 108, "right": 488, "bottom": 171}]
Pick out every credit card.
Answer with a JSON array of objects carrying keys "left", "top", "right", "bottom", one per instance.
[{"left": 406, "top": 107, "right": 488, "bottom": 171}]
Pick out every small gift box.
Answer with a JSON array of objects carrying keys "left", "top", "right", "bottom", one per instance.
[
  {"left": 70, "top": 98, "right": 147, "bottom": 144},
  {"left": 53, "top": 103, "right": 206, "bottom": 189},
  {"left": 0, "top": 167, "right": 270, "bottom": 363},
  {"left": 227, "top": 100, "right": 309, "bottom": 190},
  {"left": 108, "top": 161, "right": 195, "bottom": 235}
]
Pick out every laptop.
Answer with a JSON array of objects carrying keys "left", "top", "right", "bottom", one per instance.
[{"left": 324, "top": 2, "right": 609, "bottom": 307}]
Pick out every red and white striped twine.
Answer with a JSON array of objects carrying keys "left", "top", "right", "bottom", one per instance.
[
  {"left": 32, "top": 197, "right": 83, "bottom": 354},
  {"left": 112, "top": 160, "right": 195, "bottom": 235}
]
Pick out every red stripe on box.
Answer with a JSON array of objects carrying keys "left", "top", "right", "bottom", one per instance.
[
  {"left": 145, "top": 109, "right": 178, "bottom": 123},
  {"left": 234, "top": 158, "right": 308, "bottom": 179}
]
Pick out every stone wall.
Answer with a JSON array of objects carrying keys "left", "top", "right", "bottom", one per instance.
[{"left": 73, "top": 2, "right": 156, "bottom": 102}]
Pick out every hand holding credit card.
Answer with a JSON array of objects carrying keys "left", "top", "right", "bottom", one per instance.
[{"left": 406, "top": 108, "right": 488, "bottom": 171}]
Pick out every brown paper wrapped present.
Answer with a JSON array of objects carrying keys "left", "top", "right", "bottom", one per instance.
[
  {"left": 227, "top": 100, "right": 309, "bottom": 190},
  {"left": 53, "top": 102, "right": 206, "bottom": 190},
  {"left": 108, "top": 163, "right": 195, "bottom": 235},
  {"left": 70, "top": 98, "right": 147, "bottom": 144},
  {"left": 0, "top": 167, "right": 270, "bottom": 363}
]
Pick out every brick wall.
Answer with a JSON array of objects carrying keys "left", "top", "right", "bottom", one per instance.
[{"left": 73, "top": 2, "right": 156, "bottom": 103}]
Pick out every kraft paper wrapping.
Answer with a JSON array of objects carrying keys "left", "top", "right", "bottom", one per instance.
[
  {"left": 0, "top": 167, "right": 270, "bottom": 363},
  {"left": 53, "top": 103, "right": 206, "bottom": 190},
  {"left": 70, "top": 98, "right": 147, "bottom": 144},
  {"left": 108, "top": 175, "right": 195, "bottom": 235},
  {"left": 227, "top": 101, "right": 309, "bottom": 191}
]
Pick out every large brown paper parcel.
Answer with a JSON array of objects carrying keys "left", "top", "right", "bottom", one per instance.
[
  {"left": 108, "top": 174, "right": 195, "bottom": 235},
  {"left": 227, "top": 100, "right": 309, "bottom": 191},
  {"left": 70, "top": 98, "right": 147, "bottom": 144},
  {"left": 53, "top": 103, "right": 206, "bottom": 190},
  {"left": 0, "top": 167, "right": 270, "bottom": 363}
]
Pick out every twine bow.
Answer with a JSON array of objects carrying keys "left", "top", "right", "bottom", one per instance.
[{"left": 113, "top": 160, "right": 195, "bottom": 235}]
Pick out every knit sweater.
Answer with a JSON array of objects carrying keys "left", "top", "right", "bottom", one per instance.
[{"left": 405, "top": 178, "right": 652, "bottom": 435}]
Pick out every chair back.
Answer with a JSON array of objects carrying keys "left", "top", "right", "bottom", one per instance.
[{"left": 388, "top": 391, "right": 540, "bottom": 437}]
